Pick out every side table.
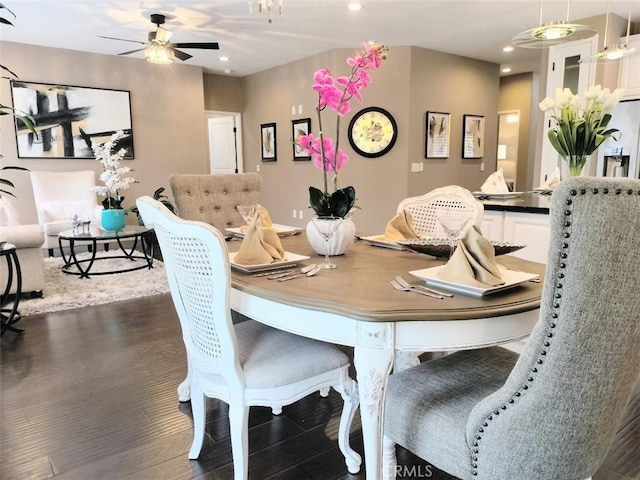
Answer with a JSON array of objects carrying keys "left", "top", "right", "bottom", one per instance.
[{"left": 1, "top": 243, "right": 24, "bottom": 336}]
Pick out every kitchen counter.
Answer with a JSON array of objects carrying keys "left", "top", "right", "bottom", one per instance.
[{"left": 479, "top": 192, "right": 552, "bottom": 214}]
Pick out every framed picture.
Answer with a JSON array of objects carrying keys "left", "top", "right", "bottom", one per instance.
[
  {"left": 462, "top": 114, "right": 485, "bottom": 159},
  {"left": 10, "top": 80, "right": 134, "bottom": 159},
  {"left": 260, "top": 122, "right": 277, "bottom": 161},
  {"left": 291, "top": 118, "right": 311, "bottom": 160},
  {"left": 425, "top": 111, "right": 450, "bottom": 158}
]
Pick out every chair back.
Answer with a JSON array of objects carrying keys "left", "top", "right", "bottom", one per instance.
[
  {"left": 466, "top": 177, "right": 640, "bottom": 479},
  {"left": 30, "top": 170, "right": 101, "bottom": 225},
  {"left": 136, "top": 196, "right": 242, "bottom": 380},
  {"left": 396, "top": 185, "right": 483, "bottom": 237},
  {"left": 169, "top": 173, "right": 262, "bottom": 232}
]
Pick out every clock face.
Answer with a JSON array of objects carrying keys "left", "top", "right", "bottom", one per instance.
[{"left": 348, "top": 107, "right": 398, "bottom": 158}]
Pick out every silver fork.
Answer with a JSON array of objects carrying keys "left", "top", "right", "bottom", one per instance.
[
  {"left": 390, "top": 279, "right": 444, "bottom": 299},
  {"left": 394, "top": 276, "right": 453, "bottom": 297}
]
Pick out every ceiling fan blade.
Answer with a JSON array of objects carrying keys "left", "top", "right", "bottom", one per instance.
[
  {"left": 171, "top": 42, "right": 219, "bottom": 50},
  {"left": 173, "top": 49, "right": 193, "bottom": 61},
  {"left": 97, "top": 35, "right": 147, "bottom": 46},
  {"left": 118, "top": 48, "right": 146, "bottom": 56}
]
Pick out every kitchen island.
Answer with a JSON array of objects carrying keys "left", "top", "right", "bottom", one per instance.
[{"left": 479, "top": 192, "right": 552, "bottom": 264}]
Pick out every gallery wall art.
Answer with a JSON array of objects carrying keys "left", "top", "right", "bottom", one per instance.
[{"left": 10, "top": 81, "right": 134, "bottom": 159}]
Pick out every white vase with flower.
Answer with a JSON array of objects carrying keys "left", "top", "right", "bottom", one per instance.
[{"left": 297, "top": 42, "right": 388, "bottom": 255}]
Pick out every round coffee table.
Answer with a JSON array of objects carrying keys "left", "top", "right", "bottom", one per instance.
[{"left": 58, "top": 225, "right": 155, "bottom": 278}]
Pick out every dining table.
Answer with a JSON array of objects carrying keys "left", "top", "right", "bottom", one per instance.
[{"left": 223, "top": 232, "right": 545, "bottom": 479}]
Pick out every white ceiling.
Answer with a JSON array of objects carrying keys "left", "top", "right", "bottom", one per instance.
[{"left": 2, "top": 0, "right": 639, "bottom": 77}]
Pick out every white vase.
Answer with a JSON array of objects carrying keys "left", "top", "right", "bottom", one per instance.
[{"left": 306, "top": 216, "right": 356, "bottom": 256}]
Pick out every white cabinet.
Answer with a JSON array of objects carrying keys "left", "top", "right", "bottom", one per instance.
[
  {"left": 503, "top": 212, "right": 551, "bottom": 264},
  {"left": 618, "top": 34, "right": 640, "bottom": 99},
  {"left": 481, "top": 210, "right": 551, "bottom": 264}
]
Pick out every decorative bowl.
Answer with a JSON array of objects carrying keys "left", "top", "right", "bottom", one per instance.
[{"left": 397, "top": 238, "right": 526, "bottom": 258}]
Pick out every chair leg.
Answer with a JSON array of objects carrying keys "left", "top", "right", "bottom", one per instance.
[
  {"left": 335, "top": 373, "right": 362, "bottom": 474},
  {"left": 229, "top": 400, "right": 249, "bottom": 480},
  {"left": 382, "top": 435, "right": 398, "bottom": 480},
  {"left": 188, "top": 383, "right": 206, "bottom": 460},
  {"left": 177, "top": 360, "right": 192, "bottom": 402},
  {"left": 48, "top": 248, "right": 54, "bottom": 257}
]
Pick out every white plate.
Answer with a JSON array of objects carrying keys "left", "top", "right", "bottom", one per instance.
[
  {"left": 226, "top": 224, "right": 303, "bottom": 238},
  {"left": 408, "top": 265, "right": 539, "bottom": 297},
  {"left": 473, "top": 192, "right": 523, "bottom": 199},
  {"left": 229, "top": 251, "right": 310, "bottom": 273},
  {"left": 359, "top": 234, "right": 405, "bottom": 250}
]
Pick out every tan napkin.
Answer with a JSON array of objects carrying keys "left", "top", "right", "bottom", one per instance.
[
  {"left": 239, "top": 205, "right": 273, "bottom": 233},
  {"left": 382, "top": 210, "right": 419, "bottom": 242},
  {"left": 481, "top": 168, "right": 510, "bottom": 194},
  {"left": 233, "top": 209, "right": 286, "bottom": 265},
  {"left": 439, "top": 225, "right": 504, "bottom": 288},
  {"left": 538, "top": 167, "right": 561, "bottom": 190}
]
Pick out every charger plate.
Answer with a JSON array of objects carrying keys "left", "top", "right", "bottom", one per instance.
[{"left": 398, "top": 238, "right": 525, "bottom": 258}]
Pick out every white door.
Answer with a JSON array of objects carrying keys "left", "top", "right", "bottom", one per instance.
[
  {"left": 539, "top": 37, "right": 597, "bottom": 185},
  {"left": 207, "top": 114, "right": 243, "bottom": 174}
]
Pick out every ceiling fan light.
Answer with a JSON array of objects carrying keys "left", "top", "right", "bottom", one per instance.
[{"left": 145, "top": 44, "right": 175, "bottom": 64}]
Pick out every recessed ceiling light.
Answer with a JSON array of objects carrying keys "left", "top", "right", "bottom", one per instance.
[
  {"left": 503, "top": 46, "right": 514, "bottom": 53},
  {"left": 224, "top": 69, "right": 233, "bottom": 74},
  {"left": 219, "top": 56, "right": 229, "bottom": 62},
  {"left": 348, "top": 2, "right": 362, "bottom": 11},
  {"left": 501, "top": 67, "right": 512, "bottom": 73}
]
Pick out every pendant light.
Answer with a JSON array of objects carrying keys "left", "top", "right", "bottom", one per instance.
[
  {"left": 581, "top": 0, "right": 638, "bottom": 63},
  {"left": 512, "top": 0, "right": 596, "bottom": 48}
]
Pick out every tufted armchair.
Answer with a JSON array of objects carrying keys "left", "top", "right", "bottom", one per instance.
[
  {"left": 169, "top": 173, "right": 262, "bottom": 234},
  {"left": 382, "top": 177, "right": 640, "bottom": 480}
]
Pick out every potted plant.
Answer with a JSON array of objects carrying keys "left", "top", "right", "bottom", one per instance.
[{"left": 128, "top": 187, "right": 176, "bottom": 261}]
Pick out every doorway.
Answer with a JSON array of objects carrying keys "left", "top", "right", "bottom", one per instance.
[
  {"left": 497, "top": 110, "right": 520, "bottom": 191},
  {"left": 205, "top": 111, "right": 244, "bottom": 174}
]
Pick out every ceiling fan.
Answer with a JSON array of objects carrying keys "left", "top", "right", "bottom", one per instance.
[{"left": 98, "top": 13, "right": 219, "bottom": 63}]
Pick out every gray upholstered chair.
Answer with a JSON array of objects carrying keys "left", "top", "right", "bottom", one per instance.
[
  {"left": 136, "top": 196, "right": 361, "bottom": 479},
  {"left": 383, "top": 177, "right": 640, "bottom": 480},
  {"left": 169, "top": 173, "right": 262, "bottom": 233}
]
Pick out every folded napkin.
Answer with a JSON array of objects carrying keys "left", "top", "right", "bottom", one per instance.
[
  {"left": 538, "top": 167, "right": 561, "bottom": 190},
  {"left": 439, "top": 225, "right": 504, "bottom": 288},
  {"left": 382, "top": 210, "right": 419, "bottom": 242},
  {"left": 239, "top": 205, "right": 273, "bottom": 233},
  {"left": 481, "top": 168, "right": 510, "bottom": 194},
  {"left": 233, "top": 208, "right": 286, "bottom": 265}
]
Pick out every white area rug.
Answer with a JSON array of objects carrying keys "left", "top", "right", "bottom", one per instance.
[{"left": 20, "top": 251, "right": 170, "bottom": 316}]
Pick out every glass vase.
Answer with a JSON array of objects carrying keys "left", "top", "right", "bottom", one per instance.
[{"left": 564, "top": 154, "right": 590, "bottom": 177}]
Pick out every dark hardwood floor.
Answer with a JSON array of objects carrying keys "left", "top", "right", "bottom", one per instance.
[{"left": 1, "top": 294, "right": 638, "bottom": 480}]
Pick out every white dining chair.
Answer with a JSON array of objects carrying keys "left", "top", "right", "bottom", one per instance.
[
  {"left": 135, "top": 195, "right": 361, "bottom": 479},
  {"left": 383, "top": 177, "right": 640, "bottom": 479},
  {"left": 396, "top": 185, "right": 483, "bottom": 238}
]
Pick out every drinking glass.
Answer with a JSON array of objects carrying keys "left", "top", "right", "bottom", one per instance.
[
  {"left": 237, "top": 204, "right": 257, "bottom": 225},
  {"left": 311, "top": 216, "right": 344, "bottom": 269},
  {"left": 437, "top": 211, "right": 470, "bottom": 258}
]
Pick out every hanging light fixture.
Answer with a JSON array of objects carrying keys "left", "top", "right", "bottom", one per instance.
[
  {"left": 512, "top": 0, "right": 596, "bottom": 48},
  {"left": 145, "top": 44, "right": 175, "bottom": 64},
  {"left": 581, "top": 0, "right": 638, "bottom": 63},
  {"left": 248, "top": 0, "right": 283, "bottom": 23}
]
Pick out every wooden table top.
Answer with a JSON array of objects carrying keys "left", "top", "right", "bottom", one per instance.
[{"left": 229, "top": 233, "right": 545, "bottom": 323}]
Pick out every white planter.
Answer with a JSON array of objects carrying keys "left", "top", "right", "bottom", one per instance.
[{"left": 306, "top": 216, "right": 356, "bottom": 256}]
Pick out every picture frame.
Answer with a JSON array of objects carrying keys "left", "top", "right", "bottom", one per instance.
[
  {"left": 291, "top": 118, "right": 311, "bottom": 160},
  {"left": 462, "top": 114, "right": 485, "bottom": 159},
  {"left": 260, "top": 122, "right": 277, "bottom": 161},
  {"left": 425, "top": 111, "right": 450, "bottom": 158},
  {"left": 10, "top": 80, "right": 134, "bottom": 159}
]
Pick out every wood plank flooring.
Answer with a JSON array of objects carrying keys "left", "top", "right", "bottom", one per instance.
[{"left": 1, "top": 294, "right": 638, "bottom": 480}]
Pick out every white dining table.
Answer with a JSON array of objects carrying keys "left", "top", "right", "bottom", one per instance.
[{"left": 226, "top": 234, "right": 544, "bottom": 479}]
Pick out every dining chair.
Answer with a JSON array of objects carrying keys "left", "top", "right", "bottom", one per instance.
[
  {"left": 135, "top": 196, "right": 361, "bottom": 479},
  {"left": 396, "top": 185, "right": 483, "bottom": 238},
  {"left": 382, "top": 177, "right": 640, "bottom": 480},
  {"left": 169, "top": 173, "right": 262, "bottom": 233}
]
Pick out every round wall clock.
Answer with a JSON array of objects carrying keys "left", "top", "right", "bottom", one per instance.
[{"left": 347, "top": 106, "right": 398, "bottom": 158}]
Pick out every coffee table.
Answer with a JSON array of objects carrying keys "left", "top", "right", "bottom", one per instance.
[{"left": 58, "top": 225, "right": 155, "bottom": 278}]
